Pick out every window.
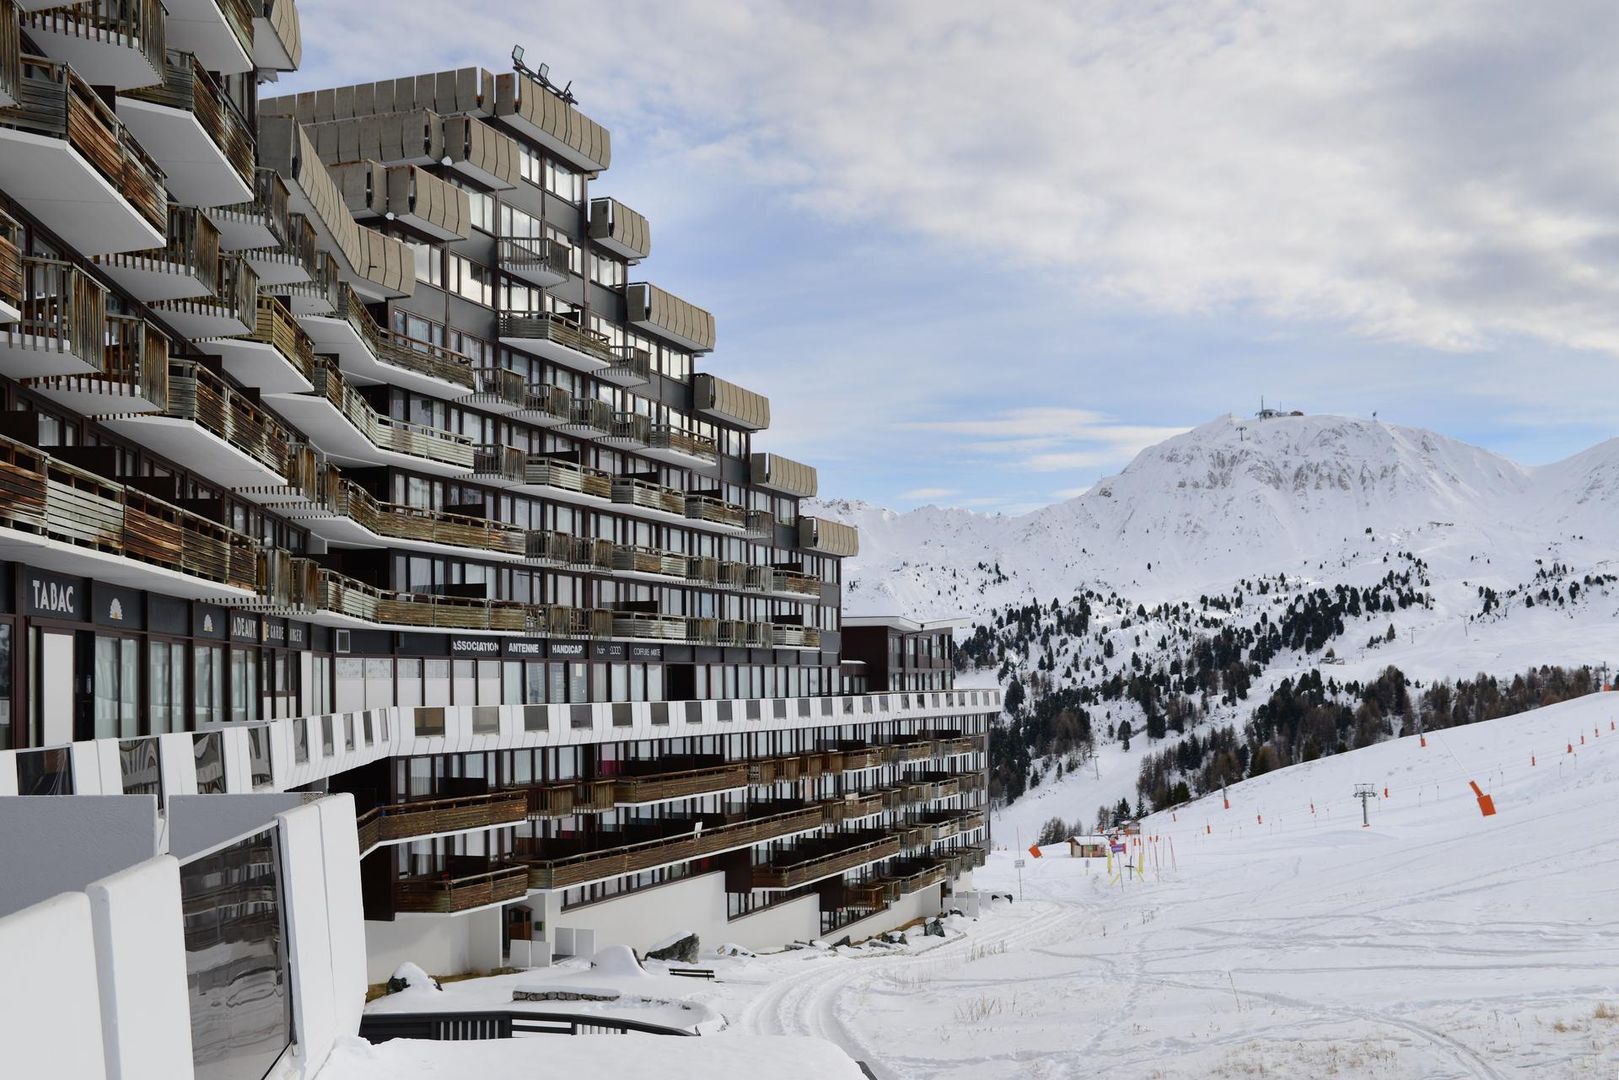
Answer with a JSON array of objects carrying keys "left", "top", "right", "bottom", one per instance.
[
  {"left": 229, "top": 649, "right": 257, "bottom": 725},
  {"left": 447, "top": 254, "right": 493, "bottom": 306},
  {"left": 193, "top": 644, "right": 223, "bottom": 726},
  {"left": 148, "top": 640, "right": 185, "bottom": 734},
  {"left": 94, "top": 636, "right": 139, "bottom": 739}
]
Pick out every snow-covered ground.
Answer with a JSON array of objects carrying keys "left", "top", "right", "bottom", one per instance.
[{"left": 350, "top": 692, "right": 1619, "bottom": 1078}]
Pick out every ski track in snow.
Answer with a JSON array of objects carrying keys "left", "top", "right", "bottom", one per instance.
[{"left": 724, "top": 693, "right": 1619, "bottom": 1079}]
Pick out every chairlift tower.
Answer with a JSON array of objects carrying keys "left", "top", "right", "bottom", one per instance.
[{"left": 1354, "top": 783, "right": 1377, "bottom": 828}]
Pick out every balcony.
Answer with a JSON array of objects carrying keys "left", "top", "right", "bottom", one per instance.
[
  {"left": 588, "top": 197, "right": 650, "bottom": 262},
  {"left": 356, "top": 792, "right": 527, "bottom": 853},
  {"left": 820, "top": 742, "right": 884, "bottom": 772},
  {"left": 492, "top": 69, "right": 610, "bottom": 174},
  {"left": 0, "top": 433, "right": 258, "bottom": 598},
  {"left": 0, "top": 257, "right": 106, "bottom": 379},
  {"left": 682, "top": 493, "right": 743, "bottom": 530},
  {"left": 22, "top": 0, "right": 165, "bottom": 91},
  {"left": 298, "top": 478, "right": 528, "bottom": 562},
  {"left": 160, "top": 0, "right": 253, "bottom": 74},
  {"left": 611, "top": 760, "right": 750, "bottom": 805},
  {"left": 751, "top": 452, "right": 818, "bottom": 498},
  {"left": 0, "top": 56, "right": 166, "bottom": 253},
  {"left": 96, "top": 205, "right": 220, "bottom": 302},
  {"left": 599, "top": 346, "right": 652, "bottom": 389},
  {"left": 765, "top": 569, "right": 822, "bottom": 599},
  {"left": 798, "top": 515, "right": 860, "bottom": 557},
  {"left": 771, "top": 624, "right": 821, "bottom": 650},
  {"left": 644, "top": 423, "right": 718, "bottom": 468},
  {"left": 153, "top": 253, "right": 258, "bottom": 338},
  {"left": 266, "top": 358, "right": 478, "bottom": 477},
  {"left": 393, "top": 862, "right": 530, "bottom": 915},
  {"left": 471, "top": 444, "right": 524, "bottom": 485},
  {"left": 281, "top": 250, "right": 340, "bottom": 317},
  {"left": 516, "top": 457, "right": 612, "bottom": 504},
  {"left": 613, "top": 477, "right": 685, "bottom": 517},
  {"left": 498, "top": 235, "right": 569, "bottom": 289},
  {"left": 625, "top": 282, "right": 715, "bottom": 353},
  {"left": 613, "top": 544, "right": 688, "bottom": 581},
  {"left": 260, "top": 559, "right": 541, "bottom": 634},
  {"left": 557, "top": 396, "right": 613, "bottom": 438},
  {"left": 26, "top": 314, "right": 169, "bottom": 416},
  {"left": 822, "top": 792, "right": 886, "bottom": 825},
  {"left": 751, "top": 830, "right": 902, "bottom": 891},
  {"left": 693, "top": 373, "right": 770, "bottom": 433},
  {"left": 209, "top": 167, "right": 290, "bottom": 252},
  {"left": 612, "top": 613, "right": 690, "bottom": 642},
  {"left": 102, "top": 360, "right": 312, "bottom": 501},
  {"left": 442, "top": 114, "right": 518, "bottom": 190},
  {"left": 878, "top": 859, "right": 949, "bottom": 898},
  {"left": 716, "top": 619, "right": 771, "bottom": 649},
  {"left": 525, "top": 530, "right": 612, "bottom": 571},
  {"left": 598, "top": 411, "right": 650, "bottom": 449},
  {"left": 300, "top": 285, "right": 474, "bottom": 395},
  {"left": 455, "top": 367, "right": 525, "bottom": 415},
  {"left": 513, "top": 803, "right": 826, "bottom": 892},
  {"left": 203, "top": 296, "right": 314, "bottom": 395},
  {"left": 253, "top": 0, "right": 301, "bottom": 73},
  {"left": 242, "top": 212, "right": 317, "bottom": 287},
  {"left": 511, "top": 383, "right": 571, "bottom": 427},
  {"left": 334, "top": 160, "right": 469, "bottom": 242},
  {"left": 498, "top": 311, "right": 618, "bottom": 374},
  {"left": 118, "top": 49, "right": 254, "bottom": 207}
]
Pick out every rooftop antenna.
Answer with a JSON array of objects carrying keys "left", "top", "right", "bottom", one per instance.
[{"left": 512, "top": 45, "right": 578, "bottom": 105}]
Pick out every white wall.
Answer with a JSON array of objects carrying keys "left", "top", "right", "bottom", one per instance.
[
  {"left": 365, "top": 914, "right": 485, "bottom": 984},
  {"left": 314, "top": 795, "right": 367, "bottom": 1037},
  {"left": 0, "top": 796, "right": 160, "bottom": 917},
  {"left": 276, "top": 803, "right": 337, "bottom": 1075},
  {"left": 0, "top": 892, "right": 109, "bottom": 1080},
  {"left": 838, "top": 884, "right": 944, "bottom": 944},
  {"left": 87, "top": 856, "right": 194, "bottom": 1080}
]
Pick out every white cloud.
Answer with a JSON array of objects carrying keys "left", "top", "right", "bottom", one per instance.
[{"left": 898, "top": 487, "right": 960, "bottom": 501}]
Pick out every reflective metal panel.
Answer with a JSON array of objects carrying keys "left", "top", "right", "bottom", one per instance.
[{"left": 182, "top": 827, "right": 291, "bottom": 1080}]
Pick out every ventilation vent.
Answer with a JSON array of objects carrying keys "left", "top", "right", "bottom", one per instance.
[{"left": 335, "top": 629, "right": 351, "bottom": 654}]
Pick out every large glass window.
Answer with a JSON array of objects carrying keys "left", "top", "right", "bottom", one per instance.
[
  {"left": 194, "top": 645, "right": 223, "bottom": 725},
  {"left": 0, "top": 623, "right": 11, "bottom": 749},
  {"left": 229, "top": 649, "right": 257, "bottom": 725}
]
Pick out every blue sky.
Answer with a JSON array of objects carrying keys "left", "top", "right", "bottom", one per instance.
[{"left": 283, "top": 2, "right": 1619, "bottom": 515}]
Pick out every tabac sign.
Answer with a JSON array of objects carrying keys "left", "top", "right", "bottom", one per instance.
[{"left": 25, "top": 569, "right": 85, "bottom": 621}]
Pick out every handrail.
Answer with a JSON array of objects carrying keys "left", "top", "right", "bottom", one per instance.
[
  {"left": 249, "top": 296, "right": 315, "bottom": 381},
  {"left": 335, "top": 285, "right": 474, "bottom": 388},
  {"left": 21, "top": 0, "right": 166, "bottom": 92},
  {"left": 98, "top": 205, "right": 221, "bottom": 293},
  {"left": 5, "top": 256, "right": 107, "bottom": 366},
  {"left": 321, "top": 478, "right": 527, "bottom": 557},
  {"left": 498, "top": 310, "right": 617, "bottom": 364},
  {"left": 393, "top": 862, "right": 529, "bottom": 913},
  {"left": 213, "top": 167, "right": 291, "bottom": 245},
  {"left": 308, "top": 358, "right": 477, "bottom": 468}
]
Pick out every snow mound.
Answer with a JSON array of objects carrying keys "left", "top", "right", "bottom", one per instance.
[
  {"left": 590, "top": 944, "right": 650, "bottom": 978},
  {"left": 388, "top": 962, "right": 439, "bottom": 993}
]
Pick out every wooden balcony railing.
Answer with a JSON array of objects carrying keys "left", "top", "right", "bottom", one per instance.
[
  {"left": 771, "top": 624, "right": 821, "bottom": 649},
  {"left": 334, "top": 284, "right": 474, "bottom": 389},
  {"left": 522, "top": 457, "right": 612, "bottom": 499},
  {"left": 648, "top": 423, "right": 717, "bottom": 464},
  {"left": 212, "top": 167, "right": 291, "bottom": 246},
  {"left": 821, "top": 792, "right": 887, "bottom": 824},
  {"left": 612, "top": 544, "right": 687, "bottom": 579},
  {"left": 393, "top": 863, "right": 530, "bottom": 914},
  {"left": 601, "top": 410, "right": 650, "bottom": 446},
  {"left": 248, "top": 296, "right": 315, "bottom": 382},
  {"left": 123, "top": 49, "right": 254, "bottom": 187},
  {"left": 514, "top": 803, "right": 825, "bottom": 891},
  {"left": 320, "top": 479, "right": 527, "bottom": 558},
  {"left": 498, "top": 311, "right": 617, "bottom": 365},
  {"left": 155, "top": 251, "right": 257, "bottom": 333},
  {"left": 525, "top": 529, "right": 614, "bottom": 570},
  {"left": 0, "top": 212, "right": 20, "bottom": 310},
  {"left": 602, "top": 347, "right": 651, "bottom": 386},
  {"left": 308, "top": 358, "right": 477, "bottom": 468},
  {"left": 612, "top": 761, "right": 749, "bottom": 804},
  {"left": 0, "top": 432, "right": 257, "bottom": 591},
  {"left": 165, "top": 360, "right": 299, "bottom": 482},
  {"left": 1, "top": 56, "right": 166, "bottom": 231},
  {"left": 257, "top": 559, "right": 542, "bottom": 633},
  {"left": 613, "top": 477, "right": 684, "bottom": 516},
  {"left": 30, "top": 314, "right": 170, "bottom": 411},
  {"left": 0, "top": 3, "right": 19, "bottom": 113},
  {"left": 514, "top": 382, "right": 570, "bottom": 424},
  {"left": 97, "top": 204, "right": 220, "bottom": 295},
  {"left": 22, "top": 0, "right": 166, "bottom": 91},
  {"left": 684, "top": 493, "right": 745, "bottom": 529},
  {"left": 559, "top": 396, "right": 613, "bottom": 437},
  {"left": 471, "top": 444, "right": 523, "bottom": 484},
  {"left": 356, "top": 792, "right": 526, "bottom": 852},
  {"left": 462, "top": 366, "right": 525, "bottom": 410},
  {"left": 751, "top": 830, "right": 902, "bottom": 890},
  {"left": 612, "top": 614, "right": 689, "bottom": 642},
  {"left": 4, "top": 257, "right": 107, "bottom": 367}
]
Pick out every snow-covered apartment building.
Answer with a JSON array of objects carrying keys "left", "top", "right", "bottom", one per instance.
[{"left": 0, "top": 3, "right": 993, "bottom": 1077}]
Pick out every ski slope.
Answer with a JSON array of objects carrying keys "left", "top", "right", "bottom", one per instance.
[{"left": 736, "top": 692, "right": 1619, "bottom": 1078}]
